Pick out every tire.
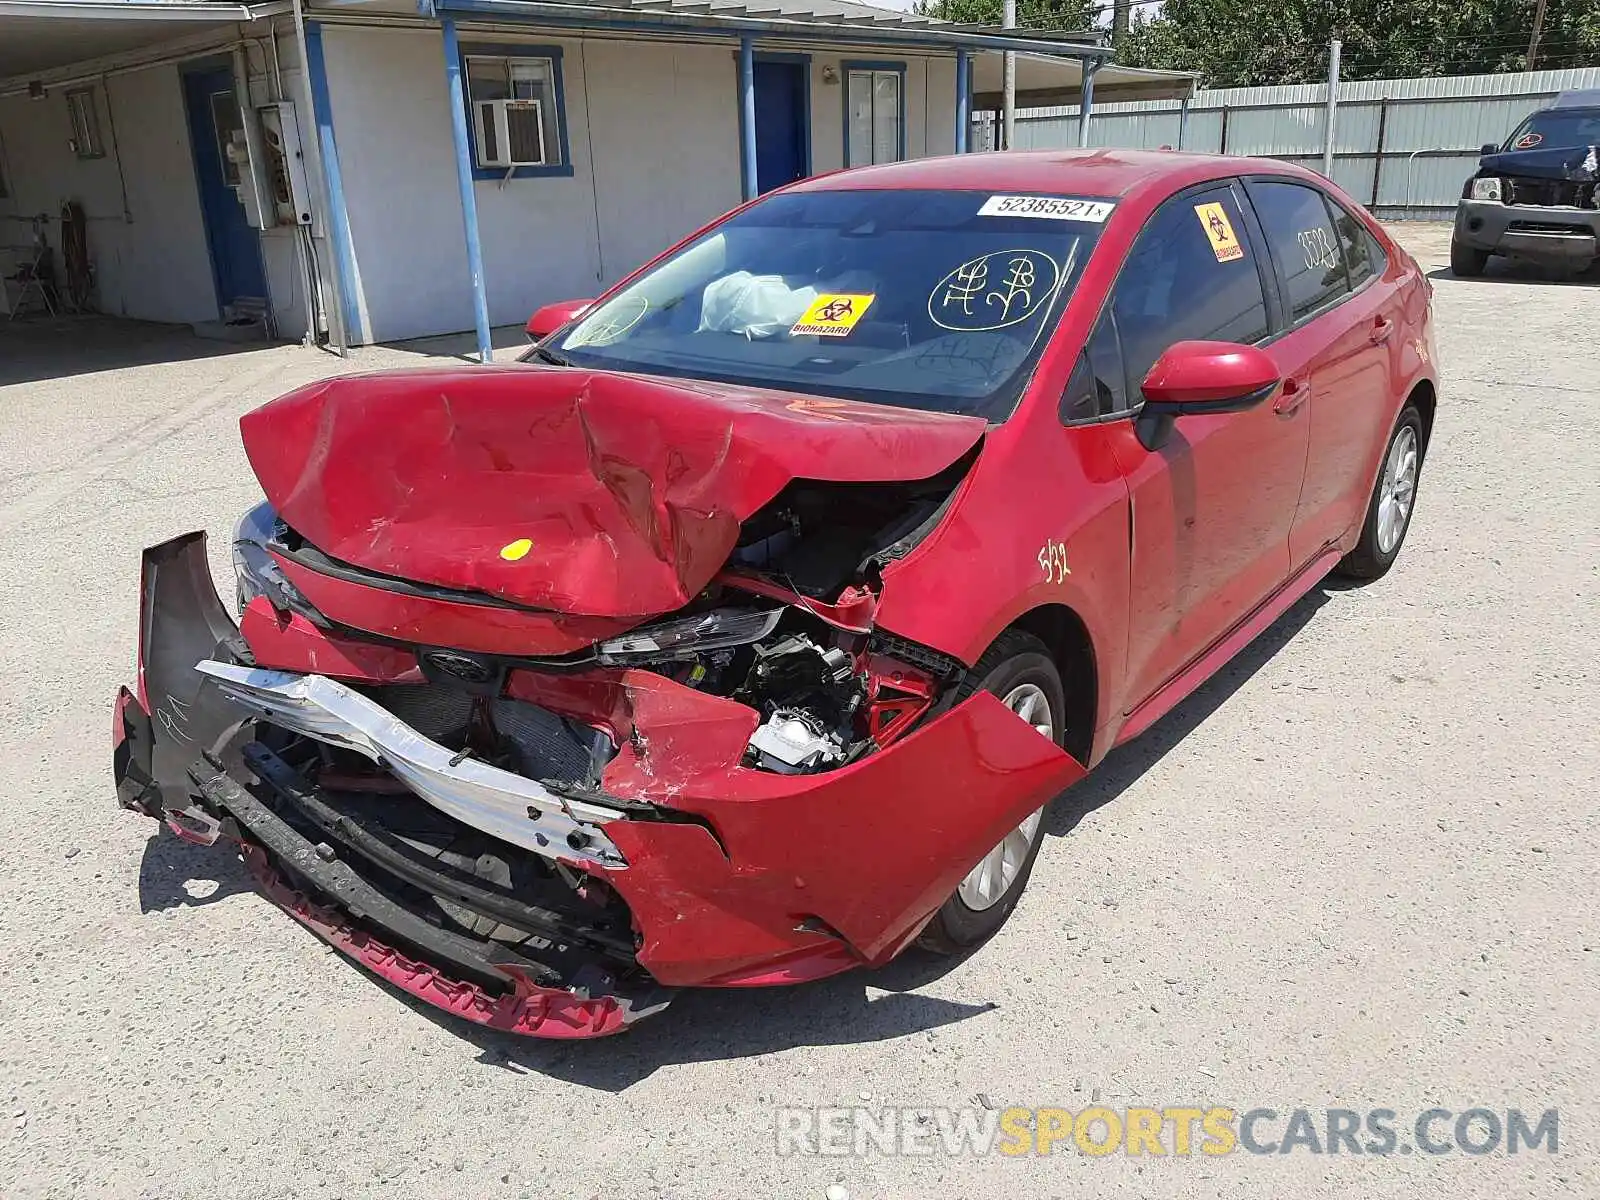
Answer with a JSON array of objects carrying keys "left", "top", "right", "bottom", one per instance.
[
  {"left": 917, "top": 631, "right": 1063, "bottom": 955},
  {"left": 1337, "top": 404, "right": 1424, "bottom": 581},
  {"left": 1450, "top": 238, "right": 1489, "bottom": 278}
]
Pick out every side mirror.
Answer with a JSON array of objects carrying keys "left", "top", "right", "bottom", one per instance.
[
  {"left": 1481, "top": 142, "right": 1499, "bottom": 156},
  {"left": 526, "top": 298, "right": 592, "bottom": 342},
  {"left": 1134, "top": 340, "right": 1281, "bottom": 451}
]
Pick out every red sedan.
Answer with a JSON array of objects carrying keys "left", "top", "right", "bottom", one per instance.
[{"left": 113, "top": 150, "right": 1436, "bottom": 1038}]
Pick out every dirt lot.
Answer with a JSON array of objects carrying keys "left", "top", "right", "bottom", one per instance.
[{"left": 0, "top": 223, "right": 1594, "bottom": 1199}]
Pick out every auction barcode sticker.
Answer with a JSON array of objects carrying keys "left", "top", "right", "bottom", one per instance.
[{"left": 977, "top": 195, "right": 1116, "bottom": 222}]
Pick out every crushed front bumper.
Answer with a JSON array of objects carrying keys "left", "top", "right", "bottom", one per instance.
[
  {"left": 1455, "top": 198, "right": 1600, "bottom": 265},
  {"left": 114, "top": 533, "right": 1085, "bottom": 1037}
]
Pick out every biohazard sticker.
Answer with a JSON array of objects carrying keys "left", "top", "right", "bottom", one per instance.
[
  {"left": 1194, "top": 201, "right": 1244, "bottom": 262},
  {"left": 790, "top": 293, "right": 875, "bottom": 337}
]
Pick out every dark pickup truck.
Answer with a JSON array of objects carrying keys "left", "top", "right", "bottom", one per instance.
[{"left": 1452, "top": 89, "right": 1600, "bottom": 277}]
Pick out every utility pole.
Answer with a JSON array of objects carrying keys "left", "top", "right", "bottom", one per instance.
[
  {"left": 1322, "top": 37, "right": 1341, "bottom": 179},
  {"left": 1002, "top": 0, "right": 1016, "bottom": 150},
  {"left": 1527, "top": 0, "right": 1549, "bottom": 69},
  {"left": 1112, "top": 0, "right": 1130, "bottom": 51}
]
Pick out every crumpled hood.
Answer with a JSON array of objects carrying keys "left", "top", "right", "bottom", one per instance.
[
  {"left": 1481, "top": 143, "right": 1600, "bottom": 183},
  {"left": 240, "top": 365, "right": 985, "bottom": 618}
]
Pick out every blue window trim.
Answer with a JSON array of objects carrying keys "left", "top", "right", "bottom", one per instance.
[
  {"left": 738, "top": 50, "right": 813, "bottom": 196},
  {"left": 456, "top": 40, "right": 574, "bottom": 179},
  {"left": 840, "top": 59, "right": 907, "bottom": 166}
]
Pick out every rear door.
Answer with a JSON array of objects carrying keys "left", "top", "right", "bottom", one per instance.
[
  {"left": 1241, "top": 178, "right": 1397, "bottom": 567},
  {"left": 1099, "top": 180, "right": 1310, "bottom": 713}
]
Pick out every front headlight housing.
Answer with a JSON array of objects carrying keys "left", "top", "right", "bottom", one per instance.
[
  {"left": 595, "top": 607, "right": 784, "bottom": 663},
  {"left": 232, "top": 500, "right": 322, "bottom": 623},
  {"left": 1470, "top": 177, "right": 1503, "bottom": 202}
]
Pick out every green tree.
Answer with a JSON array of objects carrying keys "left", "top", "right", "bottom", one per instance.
[
  {"left": 1118, "top": 0, "right": 1600, "bottom": 87},
  {"left": 913, "top": 0, "right": 1097, "bottom": 35}
]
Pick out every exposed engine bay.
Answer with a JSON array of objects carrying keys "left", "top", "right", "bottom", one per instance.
[{"left": 234, "top": 454, "right": 973, "bottom": 787}]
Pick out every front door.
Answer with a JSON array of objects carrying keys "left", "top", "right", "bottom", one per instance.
[
  {"left": 1103, "top": 181, "right": 1310, "bottom": 712},
  {"left": 182, "top": 64, "right": 266, "bottom": 315},
  {"left": 753, "top": 59, "right": 809, "bottom": 194}
]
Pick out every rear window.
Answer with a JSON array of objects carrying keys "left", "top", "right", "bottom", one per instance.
[{"left": 543, "top": 188, "right": 1111, "bottom": 421}]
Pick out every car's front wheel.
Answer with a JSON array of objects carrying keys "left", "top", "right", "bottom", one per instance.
[
  {"left": 917, "top": 631, "right": 1061, "bottom": 955},
  {"left": 1337, "top": 403, "right": 1424, "bottom": 581},
  {"left": 1450, "top": 237, "right": 1489, "bottom": 278}
]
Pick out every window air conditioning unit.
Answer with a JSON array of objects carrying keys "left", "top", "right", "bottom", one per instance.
[{"left": 473, "top": 98, "right": 546, "bottom": 168}]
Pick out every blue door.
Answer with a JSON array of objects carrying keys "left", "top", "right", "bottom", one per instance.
[
  {"left": 754, "top": 59, "right": 809, "bottom": 194},
  {"left": 182, "top": 65, "right": 266, "bottom": 313}
]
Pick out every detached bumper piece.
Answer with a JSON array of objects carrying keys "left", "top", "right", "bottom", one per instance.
[
  {"left": 188, "top": 752, "right": 667, "bottom": 1038},
  {"left": 194, "top": 661, "right": 627, "bottom": 871},
  {"left": 113, "top": 532, "right": 670, "bottom": 1038}
]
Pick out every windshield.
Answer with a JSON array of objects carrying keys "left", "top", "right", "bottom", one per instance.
[
  {"left": 1503, "top": 109, "right": 1600, "bottom": 150},
  {"left": 542, "top": 188, "right": 1111, "bottom": 421}
]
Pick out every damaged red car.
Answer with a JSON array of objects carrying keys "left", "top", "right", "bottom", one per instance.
[{"left": 113, "top": 151, "right": 1437, "bottom": 1038}]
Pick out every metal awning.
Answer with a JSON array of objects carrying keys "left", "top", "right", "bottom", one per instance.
[
  {"left": 0, "top": 1, "right": 286, "bottom": 85},
  {"left": 971, "top": 51, "right": 1197, "bottom": 108},
  {"left": 432, "top": 0, "right": 1118, "bottom": 59}
]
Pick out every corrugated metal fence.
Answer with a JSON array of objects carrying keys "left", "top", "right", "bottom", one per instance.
[{"left": 1005, "top": 67, "right": 1600, "bottom": 219}]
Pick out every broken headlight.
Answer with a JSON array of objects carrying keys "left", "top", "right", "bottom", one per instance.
[
  {"left": 232, "top": 500, "right": 321, "bottom": 622},
  {"left": 594, "top": 607, "right": 784, "bottom": 663},
  {"left": 1470, "top": 177, "right": 1503, "bottom": 202}
]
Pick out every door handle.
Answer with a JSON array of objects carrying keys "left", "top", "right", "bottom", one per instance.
[
  {"left": 1370, "top": 316, "right": 1395, "bottom": 344},
  {"left": 1273, "top": 376, "right": 1310, "bottom": 416}
]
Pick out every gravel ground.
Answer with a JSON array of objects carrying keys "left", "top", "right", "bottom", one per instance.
[{"left": 0, "top": 223, "right": 1594, "bottom": 1199}]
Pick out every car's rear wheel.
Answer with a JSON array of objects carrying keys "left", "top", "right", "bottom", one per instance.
[
  {"left": 1450, "top": 238, "right": 1489, "bottom": 278},
  {"left": 917, "top": 631, "right": 1061, "bottom": 955},
  {"left": 1337, "top": 404, "right": 1424, "bottom": 581}
]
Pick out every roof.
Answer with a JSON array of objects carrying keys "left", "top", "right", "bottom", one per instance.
[
  {"left": 790, "top": 147, "right": 1250, "bottom": 198},
  {"left": 1552, "top": 88, "right": 1600, "bottom": 109}
]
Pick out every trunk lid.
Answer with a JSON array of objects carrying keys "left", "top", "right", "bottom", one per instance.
[{"left": 241, "top": 365, "right": 984, "bottom": 618}]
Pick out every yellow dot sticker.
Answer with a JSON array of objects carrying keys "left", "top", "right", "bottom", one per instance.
[
  {"left": 500, "top": 538, "right": 533, "bottom": 561},
  {"left": 790, "top": 293, "right": 875, "bottom": 338}
]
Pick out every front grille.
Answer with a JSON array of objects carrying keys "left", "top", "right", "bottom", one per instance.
[
  {"left": 1505, "top": 177, "right": 1598, "bottom": 208},
  {"left": 1507, "top": 220, "right": 1595, "bottom": 236},
  {"left": 490, "top": 698, "right": 608, "bottom": 785},
  {"left": 371, "top": 685, "right": 474, "bottom": 743}
]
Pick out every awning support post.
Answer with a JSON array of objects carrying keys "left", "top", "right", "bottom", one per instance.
[
  {"left": 954, "top": 49, "right": 970, "bottom": 153},
  {"left": 1177, "top": 95, "right": 1191, "bottom": 150},
  {"left": 739, "top": 36, "right": 758, "bottom": 199},
  {"left": 297, "top": 13, "right": 356, "bottom": 354},
  {"left": 442, "top": 17, "right": 493, "bottom": 363},
  {"left": 1077, "top": 59, "right": 1098, "bottom": 148}
]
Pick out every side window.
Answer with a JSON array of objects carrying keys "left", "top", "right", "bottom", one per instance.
[
  {"left": 1111, "top": 186, "right": 1269, "bottom": 403},
  {"left": 1060, "top": 311, "right": 1127, "bottom": 423},
  {"left": 844, "top": 65, "right": 904, "bottom": 167},
  {"left": 462, "top": 48, "right": 569, "bottom": 175},
  {"left": 1325, "top": 195, "right": 1385, "bottom": 291},
  {"left": 1246, "top": 180, "right": 1349, "bottom": 322}
]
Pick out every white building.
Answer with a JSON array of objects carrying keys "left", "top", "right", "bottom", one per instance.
[{"left": 0, "top": 0, "right": 1193, "bottom": 355}]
